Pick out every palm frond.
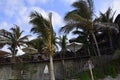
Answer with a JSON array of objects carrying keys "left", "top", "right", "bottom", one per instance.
[
  {"left": 59, "top": 23, "right": 77, "bottom": 33},
  {"left": 72, "top": 30, "right": 86, "bottom": 35},
  {"left": 30, "top": 11, "right": 51, "bottom": 40},
  {"left": 65, "top": 12, "right": 91, "bottom": 24},
  {"left": 72, "top": 0, "right": 92, "bottom": 19}
]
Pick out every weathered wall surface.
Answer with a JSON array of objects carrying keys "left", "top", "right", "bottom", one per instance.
[{"left": 0, "top": 55, "right": 113, "bottom": 80}]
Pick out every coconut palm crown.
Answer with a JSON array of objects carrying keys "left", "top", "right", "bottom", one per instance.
[
  {"left": 59, "top": 0, "right": 101, "bottom": 56},
  {"left": 0, "top": 25, "right": 29, "bottom": 62},
  {"left": 29, "top": 11, "right": 56, "bottom": 80}
]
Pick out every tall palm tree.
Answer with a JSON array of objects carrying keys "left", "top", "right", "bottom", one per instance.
[
  {"left": 29, "top": 11, "right": 55, "bottom": 80},
  {"left": 94, "top": 7, "right": 116, "bottom": 49},
  {"left": 0, "top": 25, "right": 29, "bottom": 79},
  {"left": 60, "top": 0, "right": 101, "bottom": 56}
]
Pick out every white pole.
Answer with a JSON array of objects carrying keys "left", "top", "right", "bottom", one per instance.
[{"left": 88, "top": 60, "right": 94, "bottom": 80}]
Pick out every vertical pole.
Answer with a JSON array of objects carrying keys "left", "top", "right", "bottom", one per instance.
[
  {"left": 49, "top": 12, "right": 55, "bottom": 80},
  {"left": 88, "top": 60, "right": 94, "bottom": 80}
]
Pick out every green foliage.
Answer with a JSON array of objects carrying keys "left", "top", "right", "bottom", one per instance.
[
  {"left": 93, "top": 66, "right": 106, "bottom": 79},
  {"left": 64, "top": 57, "right": 120, "bottom": 80},
  {"left": 63, "top": 69, "right": 91, "bottom": 80},
  {"left": 78, "top": 71, "right": 91, "bottom": 80},
  {"left": 93, "top": 59, "right": 119, "bottom": 79},
  {"left": 94, "top": 7, "right": 115, "bottom": 23},
  {"left": 103, "top": 64, "right": 118, "bottom": 78}
]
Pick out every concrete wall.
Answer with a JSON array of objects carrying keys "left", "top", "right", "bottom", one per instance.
[{"left": 0, "top": 55, "right": 112, "bottom": 80}]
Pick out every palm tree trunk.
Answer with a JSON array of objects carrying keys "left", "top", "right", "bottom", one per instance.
[
  {"left": 49, "top": 54, "right": 55, "bottom": 80},
  {"left": 109, "top": 35, "right": 113, "bottom": 49},
  {"left": 87, "top": 48, "right": 91, "bottom": 56},
  {"left": 49, "top": 12, "right": 55, "bottom": 80},
  {"left": 92, "top": 42, "right": 97, "bottom": 56},
  {"left": 92, "top": 33, "right": 101, "bottom": 56}
]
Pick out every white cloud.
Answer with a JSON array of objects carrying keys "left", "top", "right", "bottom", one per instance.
[
  {"left": 31, "top": 7, "right": 64, "bottom": 27},
  {"left": 0, "top": 0, "right": 24, "bottom": 18},
  {"left": 62, "top": 0, "right": 78, "bottom": 4},
  {"left": 0, "top": 22, "right": 8, "bottom": 28},
  {"left": 97, "top": 0, "right": 120, "bottom": 20},
  {"left": 0, "top": 45, "right": 11, "bottom": 53},
  {"left": 28, "top": 7, "right": 64, "bottom": 28},
  {"left": 0, "top": 22, "right": 11, "bottom": 30},
  {"left": 0, "top": 0, "right": 65, "bottom": 54},
  {"left": 50, "top": 11, "right": 64, "bottom": 27},
  {"left": 111, "top": 0, "right": 120, "bottom": 19},
  {"left": 30, "top": 7, "right": 48, "bottom": 19},
  {"left": 25, "top": 0, "right": 48, "bottom": 5},
  {"left": 0, "top": 45, "right": 25, "bottom": 56},
  {"left": 0, "top": 0, "right": 64, "bottom": 34}
]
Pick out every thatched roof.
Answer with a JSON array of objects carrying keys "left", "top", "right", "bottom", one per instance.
[{"left": 0, "top": 50, "right": 10, "bottom": 57}]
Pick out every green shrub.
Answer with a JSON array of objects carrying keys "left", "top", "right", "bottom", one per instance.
[
  {"left": 104, "top": 64, "right": 118, "bottom": 78},
  {"left": 64, "top": 57, "right": 120, "bottom": 80},
  {"left": 78, "top": 71, "right": 91, "bottom": 80},
  {"left": 93, "top": 66, "right": 106, "bottom": 79}
]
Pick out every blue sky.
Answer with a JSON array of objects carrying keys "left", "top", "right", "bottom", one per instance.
[
  {"left": 0, "top": 0, "right": 120, "bottom": 37},
  {"left": 0, "top": 0, "right": 120, "bottom": 54}
]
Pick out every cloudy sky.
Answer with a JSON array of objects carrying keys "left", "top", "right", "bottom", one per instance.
[
  {"left": 0, "top": 0, "right": 120, "bottom": 53},
  {"left": 0, "top": 0, "right": 120, "bottom": 36}
]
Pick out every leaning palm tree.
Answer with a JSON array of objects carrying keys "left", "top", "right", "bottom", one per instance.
[
  {"left": 0, "top": 25, "right": 29, "bottom": 79},
  {"left": 29, "top": 11, "right": 55, "bottom": 80},
  {"left": 60, "top": 0, "right": 101, "bottom": 56}
]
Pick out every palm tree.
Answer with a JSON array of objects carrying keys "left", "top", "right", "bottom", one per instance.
[
  {"left": 29, "top": 11, "right": 55, "bottom": 80},
  {"left": 60, "top": 0, "right": 101, "bottom": 56},
  {"left": 94, "top": 7, "right": 115, "bottom": 23},
  {"left": 58, "top": 35, "right": 68, "bottom": 58},
  {"left": 94, "top": 7, "right": 116, "bottom": 49},
  {"left": 0, "top": 25, "right": 29, "bottom": 79},
  {"left": 0, "top": 26, "right": 29, "bottom": 62},
  {"left": 71, "top": 30, "right": 92, "bottom": 56},
  {"left": 57, "top": 35, "right": 68, "bottom": 77}
]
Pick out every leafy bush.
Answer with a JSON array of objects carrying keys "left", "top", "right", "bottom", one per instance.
[
  {"left": 103, "top": 64, "right": 118, "bottom": 78},
  {"left": 64, "top": 57, "right": 120, "bottom": 80},
  {"left": 78, "top": 71, "right": 91, "bottom": 80},
  {"left": 93, "top": 66, "right": 106, "bottom": 79}
]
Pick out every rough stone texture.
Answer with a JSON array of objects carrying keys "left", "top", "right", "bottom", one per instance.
[
  {"left": 0, "top": 59, "right": 87, "bottom": 80},
  {"left": 0, "top": 55, "right": 117, "bottom": 80}
]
